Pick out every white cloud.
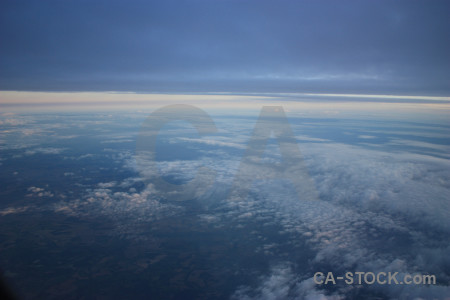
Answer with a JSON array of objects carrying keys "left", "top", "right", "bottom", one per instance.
[
  {"left": 3, "top": 111, "right": 448, "bottom": 298},
  {"left": 25, "top": 147, "right": 66, "bottom": 155},
  {"left": 27, "top": 186, "right": 54, "bottom": 197},
  {"left": 358, "top": 135, "right": 376, "bottom": 139},
  {"left": 0, "top": 118, "right": 27, "bottom": 126},
  {"left": 97, "top": 181, "right": 117, "bottom": 188},
  {"left": 0, "top": 206, "right": 31, "bottom": 216},
  {"left": 232, "top": 264, "right": 343, "bottom": 300},
  {"left": 170, "top": 136, "right": 246, "bottom": 149}
]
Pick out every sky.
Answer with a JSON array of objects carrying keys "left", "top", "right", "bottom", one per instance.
[
  {"left": 1, "top": 2, "right": 450, "bottom": 299},
  {"left": 1, "top": 0, "right": 450, "bottom": 96}
]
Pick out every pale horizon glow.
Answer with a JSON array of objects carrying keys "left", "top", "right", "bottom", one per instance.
[
  {"left": 300, "top": 93, "right": 450, "bottom": 101},
  {"left": 1, "top": 91, "right": 450, "bottom": 123},
  {"left": 1, "top": 91, "right": 450, "bottom": 105}
]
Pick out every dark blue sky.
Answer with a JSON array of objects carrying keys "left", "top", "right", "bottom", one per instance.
[{"left": 1, "top": 0, "right": 449, "bottom": 95}]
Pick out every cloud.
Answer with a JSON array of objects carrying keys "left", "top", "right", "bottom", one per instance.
[
  {"left": 358, "top": 135, "right": 376, "bottom": 139},
  {"left": 170, "top": 137, "right": 246, "bottom": 149},
  {"left": 100, "top": 139, "right": 134, "bottom": 144},
  {"left": 24, "top": 147, "right": 66, "bottom": 155},
  {"left": 0, "top": 206, "right": 31, "bottom": 216},
  {"left": 97, "top": 181, "right": 117, "bottom": 188},
  {"left": 127, "top": 112, "right": 449, "bottom": 298},
  {"left": 27, "top": 186, "right": 54, "bottom": 198},
  {"left": 51, "top": 176, "right": 184, "bottom": 239},
  {"left": 0, "top": 118, "right": 27, "bottom": 126},
  {"left": 232, "top": 264, "right": 343, "bottom": 300},
  {"left": 187, "top": 132, "right": 450, "bottom": 298},
  {"left": 300, "top": 142, "right": 450, "bottom": 230},
  {"left": 1, "top": 1, "right": 449, "bottom": 94},
  {"left": 2, "top": 110, "right": 448, "bottom": 298}
]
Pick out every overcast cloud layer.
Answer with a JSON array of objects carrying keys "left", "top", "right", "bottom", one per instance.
[{"left": 1, "top": 0, "right": 450, "bottom": 95}]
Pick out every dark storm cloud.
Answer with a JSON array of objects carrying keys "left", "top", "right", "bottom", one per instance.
[{"left": 1, "top": 0, "right": 449, "bottom": 94}]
